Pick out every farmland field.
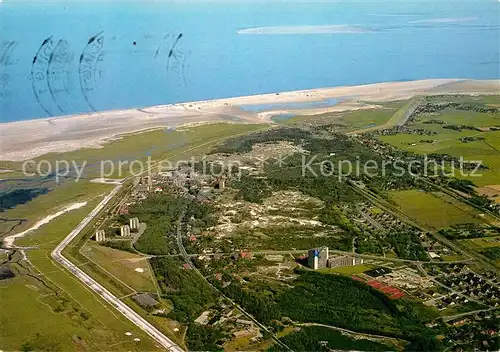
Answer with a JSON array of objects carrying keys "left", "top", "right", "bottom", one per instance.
[
  {"left": 379, "top": 97, "right": 500, "bottom": 186},
  {"left": 388, "top": 190, "right": 482, "bottom": 229}
]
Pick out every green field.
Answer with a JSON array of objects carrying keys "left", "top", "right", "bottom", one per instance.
[
  {"left": 280, "top": 100, "right": 408, "bottom": 132},
  {"left": 1, "top": 122, "right": 271, "bottom": 350},
  {"left": 1, "top": 201, "right": 160, "bottom": 351},
  {"left": 388, "top": 190, "right": 483, "bottom": 229},
  {"left": 80, "top": 243, "right": 157, "bottom": 293},
  {"left": 379, "top": 98, "right": 500, "bottom": 186},
  {"left": 16, "top": 123, "right": 270, "bottom": 179},
  {"left": 460, "top": 236, "right": 500, "bottom": 249},
  {"left": 459, "top": 236, "right": 500, "bottom": 267}
]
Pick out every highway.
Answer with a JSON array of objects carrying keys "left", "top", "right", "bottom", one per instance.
[{"left": 51, "top": 185, "right": 184, "bottom": 352}]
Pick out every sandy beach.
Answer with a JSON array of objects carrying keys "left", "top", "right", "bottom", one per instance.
[{"left": 1, "top": 78, "right": 498, "bottom": 162}]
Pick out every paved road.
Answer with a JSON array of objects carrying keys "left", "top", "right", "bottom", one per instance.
[
  {"left": 396, "top": 97, "right": 423, "bottom": 127},
  {"left": 441, "top": 307, "right": 498, "bottom": 322},
  {"left": 296, "top": 322, "right": 402, "bottom": 342},
  {"left": 174, "top": 209, "right": 292, "bottom": 351},
  {"left": 155, "top": 248, "right": 471, "bottom": 265},
  {"left": 51, "top": 185, "right": 184, "bottom": 352}
]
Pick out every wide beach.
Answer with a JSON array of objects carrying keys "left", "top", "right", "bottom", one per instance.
[{"left": 1, "top": 78, "right": 499, "bottom": 162}]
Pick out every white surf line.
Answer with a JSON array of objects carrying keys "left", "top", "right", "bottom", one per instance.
[
  {"left": 51, "top": 185, "right": 184, "bottom": 352},
  {"left": 2, "top": 202, "right": 88, "bottom": 249}
]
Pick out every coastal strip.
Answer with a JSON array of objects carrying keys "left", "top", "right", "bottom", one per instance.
[{"left": 1, "top": 79, "right": 498, "bottom": 161}]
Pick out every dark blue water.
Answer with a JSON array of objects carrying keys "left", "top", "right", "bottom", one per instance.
[{"left": 1, "top": 1, "right": 498, "bottom": 122}]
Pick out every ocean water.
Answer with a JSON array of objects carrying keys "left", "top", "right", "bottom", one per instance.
[
  {"left": 1, "top": 1, "right": 498, "bottom": 122},
  {"left": 239, "top": 98, "right": 340, "bottom": 112}
]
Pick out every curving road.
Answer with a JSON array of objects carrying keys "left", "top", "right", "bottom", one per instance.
[{"left": 51, "top": 185, "right": 184, "bottom": 352}]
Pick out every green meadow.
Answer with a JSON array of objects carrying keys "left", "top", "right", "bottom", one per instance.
[
  {"left": 388, "top": 189, "right": 483, "bottom": 229},
  {"left": 0, "top": 122, "right": 270, "bottom": 351},
  {"left": 379, "top": 98, "right": 500, "bottom": 186},
  {"left": 2, "top": 199, "right": 161, "bottom": 351}
]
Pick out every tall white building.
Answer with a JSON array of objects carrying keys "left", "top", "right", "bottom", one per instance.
[
  {"left": 129, "top": 217, "right": 140, "bottom": 230},
  {"left": 120, "top": 225, "right": 131, "bottom": 237},
  {"left": 95, "top": 230, "right": 106, "bottom": 242},
  {"left": 308, "top": 247, "right": 329, "bottom": 270}
]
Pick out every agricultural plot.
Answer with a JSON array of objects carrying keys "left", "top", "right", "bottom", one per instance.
[
  {"left": 341, "top": 100, "right": 407, "bottom": 132},
  {"left": 379, "top": 101, "right": 500, "bottom": 186},
  {"left": 461, "top": 236, "right": 500, "bottom": 249},
  {"left": 388, "top": 190, "right": 482, "bottom": 229}
]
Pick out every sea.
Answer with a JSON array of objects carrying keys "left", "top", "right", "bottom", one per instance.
[{"left": 1, "top": 0, "right": 499, "bottom": 122}]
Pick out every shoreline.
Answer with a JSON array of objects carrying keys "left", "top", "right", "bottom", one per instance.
[{"left": 1, "top": 78, "right": 498, "bottom": 162}]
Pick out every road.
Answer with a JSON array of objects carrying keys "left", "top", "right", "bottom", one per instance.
[
  {"left": 51, "top": 185, "right": 184, "bottom": 352},
  {"left": 154, "top": 248, "right": 472, "bottom": 265},
  {"left": 396, "top": 97, "right": 423, "bottom": 127},
  {"left": 441, "top": 307, "right": 498, "bottom": 322},
  {"left": 295, "top": 322, "right": 403, "bottom": 343},
  {"left": 46, "top": 126, "right": 275, "bottom": 351},
  {"left": 174, "top": 209, "right": 292, "bottom": 351},
  {"left": 347, "top": 97, "right": 422, "bottom": 135}
]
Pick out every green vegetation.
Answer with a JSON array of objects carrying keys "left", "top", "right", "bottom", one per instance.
[
  {"left": 0, "top": 188, "right": 50, "bottom": 211},
  {"left": 268, "top": 326, "right": 395, "bottom": 352},
  {"left": 481, "top": 247, "right": 500, "bottom": 260},
  {"left": 438, "top": 224, "right": 498, "bottom": 240},
  {"left": 388, "top": 231, "right": 429, "bottom": 261},
  {"left": 318, "top": 264, "right": 372, "bottom": 275},
  {"left": 2, "top": 202, "right": 160, "bottom": 351},
  {"left": 186, "top": 325, "right": 225, "bottom": 352},
  {"left": 150, "top": 257, "right": 225, "bottom": 350},
  {"left": 101, "top": 239, "right": 136, "bottom": 253},
  {"left": 15, "top": 123, "right": 270, "bottom": 179},
  {"left": 81, "top": 243, "right": 157, "bottom": 293},
  {"left": 343, "top": 101, "right": 408, "bottom": 132},
  {"left": 150, "top": 257, "right": 218, "bottom": 323},
  {"left": 131, "top": 193, "right": 187, "bottom": 255},
  {"left": 280, "top": 99, "right": 409, "bottom": 133},
  {"left": 379, "top": 96, "right": 500, "bottom": 186},
  {"left": 388, "top": 190, "right": 481, "bottom": 229},
  {"left": 1, "top": 122, "right": 271, "bottom": 350},
  {"left": 215, "top": 269, "right": 438, "bottom": 344}
]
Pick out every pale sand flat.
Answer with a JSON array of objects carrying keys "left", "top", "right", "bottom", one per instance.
[{"left": 1, "top": 79, "right": 498, "bottom": 161}]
